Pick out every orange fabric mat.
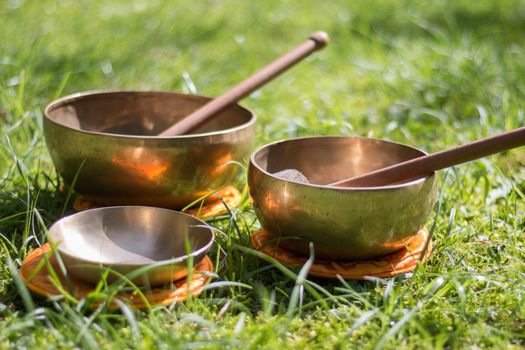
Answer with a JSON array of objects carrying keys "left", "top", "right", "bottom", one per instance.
[
  {"left": 73, "top": 185, "right": 242, "bottom": 219},
  {"left": 251, "top": 228, "right": 432, "bottom": 279},
  {"left": 19, "top": 244, "right": 214, "bottom": 309}
]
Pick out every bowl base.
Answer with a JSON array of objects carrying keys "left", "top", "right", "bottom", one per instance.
[
  {"left": 251, "top": 228, "right": 432, "bottom": 279},
  {"left": 73, "top": 185, "right": 242, "bottom": 219},
  {"left": 19, "top": 244, "right": 213, "bottom": 309}
]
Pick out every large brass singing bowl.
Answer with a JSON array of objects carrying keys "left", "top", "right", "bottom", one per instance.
[
  {"left": 44, "top": 91, "right": 256, "bottom": 208},
  {"left": 48, "top": 206, "right": 214, "bottom": 286},
  {"left": 248, "top": 136, "right": 438, "bottom": 261}
]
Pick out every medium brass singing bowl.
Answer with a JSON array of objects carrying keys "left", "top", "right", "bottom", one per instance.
[
  {"left": 48, "top": 206, "right": 214, "bottom": 286},
  {"left": 44, "top": 91, "right": 256, "bottom": 208},
  {"left": 248, "top": 136, "right": 438, "bottom": 261}
]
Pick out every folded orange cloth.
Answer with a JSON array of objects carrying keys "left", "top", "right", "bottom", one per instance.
[
  {"left": 251, "top": 228, "right": 432, "bottom": 279},
  {"left": 19, "top": 244, "right": 213, "bottom": 309},
  {"left": 73, "top": 185, "right": 242, "bottom": 219}
]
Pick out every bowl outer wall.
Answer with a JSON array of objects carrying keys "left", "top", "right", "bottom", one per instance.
[
  {"left": 47, "top": 206, "right": 214, "bottom": 286},
  {"left": 43, "top": 91, "right": 256, "bottom": 209},
  {"left": 248, "top": 138, "right": 439, "bottom": 261},
  {"left": 58, "top": 249, "right": 207, "bottom": 286}
]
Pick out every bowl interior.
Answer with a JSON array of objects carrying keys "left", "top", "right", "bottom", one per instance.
[
  {"left": 253, "top": 136, "right": 427, "bottom": 186},
  {"left": 46, "top": 91, "right": 254, "bottom": 136},
  {"left": 49, "top": 207, "right": 214, "bottom": 266}
]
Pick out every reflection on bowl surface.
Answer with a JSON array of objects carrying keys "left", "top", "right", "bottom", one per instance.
[
  {"left": 44, "top": 91, "right": 256, "bottom": 208},
  {"left": 248, "top": 136, "right": 438, "bottom": 261},
  {"left": 49, "top": 206, "right": 214, "bottom": 286}
]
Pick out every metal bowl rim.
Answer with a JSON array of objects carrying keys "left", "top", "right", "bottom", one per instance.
[
  {"left": 44, "top": 90, "right": 257, "bottom": 139},
  {"left": 250, "top": 135, "right": 435, "bottom": 191},
  {"left": 48, "top": 206, "right": 215, "bottom": 267}
]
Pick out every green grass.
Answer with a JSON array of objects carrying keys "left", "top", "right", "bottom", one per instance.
[{"left": 1, "top": 0, "right": 525, "bottom": 348}]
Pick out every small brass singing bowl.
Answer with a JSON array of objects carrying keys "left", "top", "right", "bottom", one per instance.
[
  {"left": 48, "top": 206, "right": 214, "bottom": 286},
  {"left": 248, "top": 136, "right": 438, "bottom": 261},
  {"left": 44, "top": 91, "right": 256, "bottom": 209}
]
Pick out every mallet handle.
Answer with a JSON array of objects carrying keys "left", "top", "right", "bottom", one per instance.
[
  {"left": 159, "top": 32, "right": 329, "bottom": 136},
  {"left": 329, "top": 126, "right": 525, "bottom": 187}
]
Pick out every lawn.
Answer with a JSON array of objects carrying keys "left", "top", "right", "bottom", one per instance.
[{"left": 1, "top": 0, "right": 525, "bottom": 348}]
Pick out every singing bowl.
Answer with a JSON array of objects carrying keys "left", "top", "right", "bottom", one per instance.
[
  {"left": 44, "top": 91, "right": 256, "bottom": 208},
  {"left": 248, "top": 136, "right": 438, "bottom": 261},
  {"left": 48, "top": 206, "right": 214, "bottom": 286}
]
